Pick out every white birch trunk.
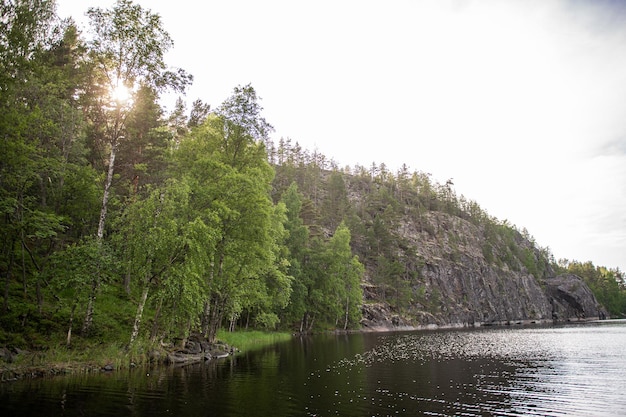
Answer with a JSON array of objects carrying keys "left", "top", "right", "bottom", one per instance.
[
  {"left": 344, "top": 294, "right": 350, "bottom": 330},
  {"left": 97, "top": 144, "right": 117, "bottom": 240},
  {"left": 129, "top": 283, "right": 149, "bottom": 346},
  {"left": 83, "top": 143, "right": 117, "bottom": 335}
]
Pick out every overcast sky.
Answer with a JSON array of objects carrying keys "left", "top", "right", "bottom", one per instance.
[{"left": 57, "top": 0, "right": 626, "bottom": 272}]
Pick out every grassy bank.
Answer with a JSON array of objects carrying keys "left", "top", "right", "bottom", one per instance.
[
  {"left": 1, "top": 338, "right": 154, "bottom": 380},
  {"left": 1, "top": 330, "right": 293, "bottom": 380},
  {"left": 217, "top": 329, "right": 293, "bottom": 352}
]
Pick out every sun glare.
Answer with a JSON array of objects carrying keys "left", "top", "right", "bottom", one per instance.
[{"left": 110, "top": 82, "right": 132, "bottom": 104}]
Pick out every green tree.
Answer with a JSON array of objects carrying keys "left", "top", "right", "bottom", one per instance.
[
  {"left": 215, "top": 83, "right": 273, "bottom": 142},
  {"left": 117, "top": 179, "right": 192, "bottom": 346},
  {"left": 167, "top": 97, "right": 188, "bottom": 139},
  {"left": 172, "top": 85, "right": 278, "bottom": 342},
  {"left": 187, "top": 98, "right": 211, "bottom": 128},
  {"left": 324, "top": 223, "right": 364, "bottom": 329},
  {"left": 80, "top": 0, "right": 192, "bottom": 334},
  {"left": 279, "top": 182, "right": 311, "bottom": 331},
  {"left": 303, "top": 223, "right": 364, "bottom": 330},
  {"left": 0, "top": 3, "right": 95, "bottom": 325},
  {"left": 46, "top": 237, "right": 116, "bottom": 347},
  {"left": 236, "top": 202, "right": 292, "bottom": 330},
  {"left": 321, "top": 170, "right": 350, "bottom": 231},
  {"left": 116, "top": 84, "right": 170, "bottom": 198}
]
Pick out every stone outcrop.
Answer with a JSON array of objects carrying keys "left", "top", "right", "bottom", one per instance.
[
  {"left": 546, "top": 273, "right": 606, "bottom": 320},
  {"left": 360, "top": 211, "right": 607, "bottom": 330},
  {"left": 164, "top": 333, "right": 233, "bottom": 365}
]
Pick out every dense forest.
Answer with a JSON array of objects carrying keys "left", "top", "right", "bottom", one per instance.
[{"left": 1, "top": 0, "right": 625, "bottom": 353}]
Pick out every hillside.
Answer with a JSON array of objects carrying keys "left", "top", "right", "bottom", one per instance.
[{"left": 268, "top": 142, "right": 612, "bottom": 328}]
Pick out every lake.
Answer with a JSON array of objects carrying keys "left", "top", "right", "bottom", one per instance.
[{"left": 2, "top": 320, "right": 625, "bottom": 416}]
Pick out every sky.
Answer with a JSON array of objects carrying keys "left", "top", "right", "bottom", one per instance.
[{"left": 56, "top": 0, "right": 626, "bottom": 272}]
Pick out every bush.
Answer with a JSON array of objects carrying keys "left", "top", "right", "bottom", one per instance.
[{"left": 255, "top": 313, "right": 280, "bottom": 329}]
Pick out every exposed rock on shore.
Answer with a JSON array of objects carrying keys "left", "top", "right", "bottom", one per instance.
[
  {"left": 164, "top": 333, "right": 234, "bottom": 365},
  {"left": 359, "top": 211, "right": 607, "bottom": 330},
  {"left": 547, "top": 273, "right": 606, "bottom": 320}
]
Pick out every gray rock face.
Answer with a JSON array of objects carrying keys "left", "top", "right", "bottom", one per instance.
[
  {"left": 546, "top": 273, "right": 607, "bottom": 320},
  {"left": 361, "top": 211, "right": 606, "bottom": 329}
]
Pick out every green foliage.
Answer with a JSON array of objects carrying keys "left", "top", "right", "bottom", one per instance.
[
  {"left": 278, "top": 184, "right": 309, "bottom": 321},
  {"left": 215, "top": 83, "right": 273, "bottom": 141},
  {"left": 168, "top": 85, "right": 289, "bottom": 342},
  {"left": 254, "top": 312, "right": 280, "bottom": 330},
  {"left": 302, "top": 223, "right": 364, "bottom": 329},
  {"left": 85, "top": 0, "right": 192, "bottom": 93},
  {"left": 482, "top": 243, "right": 495, "bottom": 264},
  {"left": 47, "top": 237, "right": 116, "bottom": 300}
]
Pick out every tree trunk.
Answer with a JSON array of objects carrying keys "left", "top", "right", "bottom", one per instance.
[
  {"left": 3, "top": 239, "right": 15, "bottom": 312},
  {"left": 83, "top": 143, "right": 117, "bottom": 336},
  {"left": 181, "top": 317, "right": 192, "bottom": 349},
  {"left": 201, "top": 301, "right": 211, "bottom": 337},
  {"left": 129, "top": 283, "right": 149, "bottom": 346},
  {"left": 81, "top": 278, "right": 98, "bottom": 336},
  {"left": 304, "top": 312, "right": 315, "bottom": 332},
  {"left": 124, "top": 268, "right": 131, "bottom": 295},
  {"left": 203, "top": 251, "right": 224, "bottom": 339},
  {"left": 36, "top": 279, "right": 43, "bottom": 314},
  {"left": 97, "top": 143, "right": 117, "bottom": 240},
  {"left": 21, "top": 237, "right": 26, "bottom": 296},
  {"left": 207, "top": 295, "right": 223, "bottom": 344},
  {"left": 66, "top": 302, "right": 77, "bottom": 347},
  {"left": 150, "top": 298, "right": 163, "bottom": 342},
  {"left": 344, "top": 294, "right": 350, "bottom": 330}
]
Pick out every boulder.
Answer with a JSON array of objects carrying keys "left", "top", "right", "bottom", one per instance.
[
  {"left": 0, "top": 347, "right": 14, "bottom": 363},
  {"left": 361, "top": 303, "right": 412, "bottom": 330},
  {"left": 182, "top": 340, "right": 202, "bottom": 354},
  {"left": 148, "top": 349, "right": 162, "bottom": 363},
  {"left": 546, "top": 273, "right": 607, "bottom": 321},
  {"left": 166, "top": 351, "right": 212, "bottom": 364}
]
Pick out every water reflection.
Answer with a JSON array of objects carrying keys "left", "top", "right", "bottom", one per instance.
[
  {"left": 2, "top": 322, "right": 625, "bottom": 416},
  {"left": 304, "top": 323, "right": 626, "bottom": 416}
]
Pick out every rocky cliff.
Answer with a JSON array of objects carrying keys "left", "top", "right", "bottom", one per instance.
[{"left": 359, "top": 210, "right": 607, "bottom": 330}]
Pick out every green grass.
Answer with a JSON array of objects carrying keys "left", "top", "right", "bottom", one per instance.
[
  {"left": 0, "top": 335, "right": 165, "bottom": 379},
  {"left": 10, "top": 341, "right": 137, "bottom": 368},
  {"left": 37, "top": 329, "right": 293, "bottom": 366},
  {"left": 2, "top": 330, "right": 292, "bottom": 378},
  {"left": 216, "top": 329, "right": 292, "bottom": 353}
]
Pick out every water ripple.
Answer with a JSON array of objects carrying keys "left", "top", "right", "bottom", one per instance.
[{"left": 315, "top": 323, "right": 626, "bottom": 416}]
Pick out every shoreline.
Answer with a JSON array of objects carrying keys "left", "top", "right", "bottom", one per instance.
[
  {"left": 358, "top": 315, "right": 608, "bottom": 333},
  {"left": 1, "top": 317, "right": 611, "bottom": 382},
  {"left": 1, "top": 330, "right": 291, "bottom": 382},
  {"left": 0, "top": 342, "right": 234, "bottom": 382}
]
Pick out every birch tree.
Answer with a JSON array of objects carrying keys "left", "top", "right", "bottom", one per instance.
[
  {"left": 120, "top": 180, "right": 191, "bottom": 346},
  {"left": 80, "top": 0, "right": 192, "bottom": 334}
]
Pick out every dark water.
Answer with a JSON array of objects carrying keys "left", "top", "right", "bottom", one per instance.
[{"left": 2, "top": 321, "right": 626, "bottom": 416}]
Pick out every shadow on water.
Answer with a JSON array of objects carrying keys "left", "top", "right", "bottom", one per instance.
[{"left": 2, "top": 321, "right": 626, "bottom": 416}]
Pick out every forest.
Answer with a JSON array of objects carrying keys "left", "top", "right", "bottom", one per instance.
[{"left": 1, "top": 0, "right": 625, "bottom": 356}]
